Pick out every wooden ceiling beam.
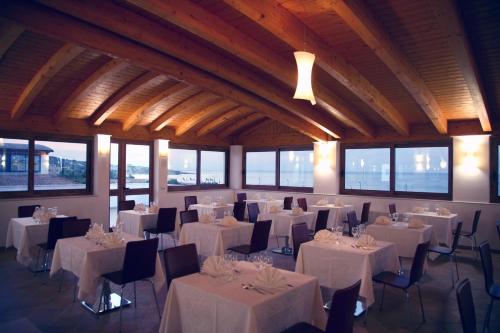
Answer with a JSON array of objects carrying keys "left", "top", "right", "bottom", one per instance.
[
  {"left": 197, "top": 106, "right": 253, "bottom": 137},
  {"left": 11, "top": 43, "right": 84, "bottom": 120},
  {"left": 125, "top": 0, "right": 374, "bottom": 137},
  {"left": 224, "top": 0, "right": 409, "bottom": 136},
  {"left": 218, "top": 113, "right": 267, "bottom": 138},
  {"left": 429, "top": 0, "right": 492, "bottom": 132},
  {"left": 88, "top": 71, "right": 158, "bottom": 126},
  {"left": 122, "top": 81, "right": 192, "bottom": 131},
  {"left": 53, "top": 57, "right": 128, "bottom": 123},
  {"left": 149, "top": 92, "right": 219, "bottom": 132},
  {"left": 1, "top": 1, "right": 328, "bottom": 141},
  {"left": 36, "top": 0, "right": 340, "bottom": 139},
  {"left": 237, "top": 118, "right": 272, "bottom": 138},
  {"left": 0, "top": 18, "right": 23, "bottom": 60},
  {"left": 321, "top": 0, "right": 448, "bottom": 134},
  {"left": 175, "top": 99, "right": 238, "bottom": 136}
]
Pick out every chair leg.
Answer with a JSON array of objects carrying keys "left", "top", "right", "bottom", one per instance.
[
  {"left": 150, "top": 280, "right": 161, "bottom": 320},
  {"left": 416, "top": 284, "right": 426, "bottom": 322},
  {"left": 133, "top": 281, "right": 137, "bottom": 308},
  {"left": 449, "top": 255, "right": 455, "bottom": 288},
  {"left": 73, "top": 275, "right": 78, "bottom": 303},
  {"left": 405, "top": 290, "right": 410, "bottom": 326},
  {"left": 453, "top": 254, "right": 460, "bottom": 283},
  {"left": 473, "top": 236, "right": 478, "bottom": 261},
  {"left": 275, "top": 235, "right": 280, "bottom": 248},
  {"left": 482, "top": 299, "right": 494, "bottom": 333},
  {"left": 119, "top": 285, "right": 125, "bottom": 333},
  {"left": 58, "top": 270, "right": 65, "bottom": 292},
  {"left": 160, "top": 234, "right": 164, "bottom": 251},
  {"left": 379, "top": 284, "right": 386, "bottom": 311},
  {"left": 34, "top": 247, "right": 41, "bottom": 276}
]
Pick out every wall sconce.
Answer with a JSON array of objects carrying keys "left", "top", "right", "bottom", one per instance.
[
  {"left": 97, "top": 134, "right": 111, "bottom": 156},
  {"left": 158, "top": 139, "right": 169, "bottom": 157},
  {"left": 315, "top": 141, "right": 335, "bottom": 173}
]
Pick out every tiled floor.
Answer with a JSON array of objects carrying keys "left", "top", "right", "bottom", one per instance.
[{"left": 0, "top": 239, "right": 498, "bottom": 333}]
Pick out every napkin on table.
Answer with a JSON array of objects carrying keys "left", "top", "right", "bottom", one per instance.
[
  {"left": 202, "top": 256, "right": 230, "bottom": 277},
  {"left": 316, "top": 199, "right": 328, "bottom": 206},
  {"left": 134, "top": 203, "right": 146, "bottom": 212},
  {"left": 269, "top": 205, "right": 281, "bottom": 213},
  {"left": 291, "top": 207, "right": 304, "bottom": 216},
  {"left": 408, "top": 217, "right": 425, "bottom": 229},
  {"left": 200, "top": 213, "right": 214, "bottom": 224},
  {"left": 221, "top": 215, "right": 238, "bottom": 226},
  {"left": 356, "top": 234, "right": 375, "bottom": 248},
  {"left": 253, "top": 266, "right": 287, "bottom": 292},
  {"left": 375, "top": 215, "right": 391, "bottom": 225},
  {"left": 436, "top": 207, "right": 451, "bottom": 216},
  {"left": 102, "top": 232, "right": 124, "bottom": 248},
  {"left": 314, "top": 229, "right": 334, "bottom": 242},
  {"left": 148, "top": 203, "right": 159, "bottom": 214}
]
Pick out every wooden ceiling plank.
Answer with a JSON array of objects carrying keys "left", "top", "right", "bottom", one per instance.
[
  {"left": 88, "top": 71, "right": 159, "bottom": 126},
  {"left": 10, "top": 43, "right": 84, "bottom": 120},
  {"left": 218, "top": 113, "right": 267, "bottom": 138},
  {"left": 197, "top": 106, "right": 253, "bottom": 137},
  {"left": 122, "top": 81, "right": 191, "bottom": 131},
  {"left": 237, "top": 118, "right": 272, "bottom": 138},
  {"left": 0, "top": 18, "right": 24, "bottom": 60},
  {"left": 53, "top": 58, "right": 128, "bottom": 123},
  {"left": 223, "top": 0, "right": 409, "bottom": 136},
  {"left": 175, "top": 99, "right": 238, "bottom": 136},
  {"left": 36, "top": 0, "right": 340, "bottom": 138},
  {"left": 1, "top": 1, "right": 328, "bottom": 141},
  {"left": 125, "top": 0, "right": 374, "bottom": 137},
  {"left": 429, "top": 0, "right": 492, "bottom": 132}
]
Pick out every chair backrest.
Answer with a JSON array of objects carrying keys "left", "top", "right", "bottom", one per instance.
[
  {"left": 18, "top": 205, "right": 41, "bottom": 218},
  {"left": 283, "top": 196, "right": 293, "bottom": 210},
  {"left": 451, "top": 222, "right": 463, "bottom": 252},
  {"left": 360, "top": 202, "right": 371, "bottom": 224},
  {"left": 184, "top": 196, "right": 198, "bottom": 211},
  {"left": 47, "top": 216, "right": 77, "bottom": 250},
  {"left": 164, "top": 243, "right": 200, "bottom": 288},
  {"left": 157, "top": 207, "right": 177, "bottom": 233},
  {"left": 250, "top": 220, "right": 272, "bottom": 252},
  {"left": 233, "top": 202, "right": 246, "bottom": 221},
  {"left": 292, "top": 223, "right": 309, "bottom": 261},
  {"left": 388, "top": 203, "right": 396, "bottom": 215},
  {"left": 236, "top": 192, "right": 247, "bottom": 203},
  {"left": 62, "top": 218, "right": 91, "bottom": 238},
  {"left": 325, "top": 279, "right": 362, "bottom": 333},
  {"left": 122, "top": 238, "right": 159, "bottom": 283},
  {"left": 346, "top": 210, "right": 358, "bottom": 236},
  {"left": 409, "top": 241, "right": 430, "bottom": 286},
  {"left": 497, "top": 221, "right": 500, "bottom": 239},
  {"left": 247, "top": 202, "right": 260, "bottom": 223},
  {"left": 118, "top": 200, "right": 135, "bottom": 211},
  {"left": 471, "top": 210, "right": 481, "bottom": 234},
  {"left": 297, "top": 198, "right": 307, "bottom": 212},
  {"left": 479, "top": 241, "right": 494, "bottom": 293},
  {"left": 456, "top": 279, "right": 477, "bottom": 333},
  {"left": 180, "top": 210, "right": 198, "bottom": 225},
  {"left": 314, "top": 209, "right": 330, "bottom": 233}
]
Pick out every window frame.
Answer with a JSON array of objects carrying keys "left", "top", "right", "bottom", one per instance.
[
  {"left": 0, "top": 131, "right": 93, "bottom": 198},
  {"left": 167, "top": 144, "right": 229, "bottom": 192},
  {"left": 243, "top": 145, "right": 314, "bottom": 193},
  {"left": 490, "top": 136, "right": 500, "bottom": 203},
  {"left": 340, "top": 140, "right": 453, "bottom": 200}
]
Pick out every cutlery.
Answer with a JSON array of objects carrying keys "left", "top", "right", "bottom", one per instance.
[{"left": 241, "top": 283, "right": 266, "bottom": 294}]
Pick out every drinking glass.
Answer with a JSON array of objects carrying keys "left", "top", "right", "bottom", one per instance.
[{"left": 352, "top": 226, "right": 360, "bottom": 239}]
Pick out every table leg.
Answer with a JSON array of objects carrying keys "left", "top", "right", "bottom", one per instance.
[
  {"left": 81, "top": 280, "right": 131, "bottom": 314},
  {"left": 271, "top": 236, "right": 293, "bottom": 255}
]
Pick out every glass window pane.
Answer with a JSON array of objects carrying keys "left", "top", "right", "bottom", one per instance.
[
  {"left": 200, "top": 151, "right": 225, "bottom": 185},
  {"left": 34, "top": 140, "right": 88, "bottom": 190},
  {"left": 246, "top": 151, "right": 276, "bottom": 186},
  {"left": 344, "top": 148, "right": 390, "bottom": 191},
  {"left": 126, "top": 194, "right": 150, "bottom": 207},
  {"left": 110, "top": 195, "right": 118, "bottom": 228},
  {"left": 0, "top": 138, "right": 29, "bottom": 192},
  {"left": 125, "top": 144, "right": 150, "bottom": 189},
  {"left": 395, "top": 146, "right": 449, "bottom": 193},
  {"left": 168, "top": 149, "right": 197, "bottom": 186},
  {"left": 279, "top": 150, "right": 314, "bottom": 187},
  {"left": 110, "top": 143, "right": 119, "bottom": 190}
]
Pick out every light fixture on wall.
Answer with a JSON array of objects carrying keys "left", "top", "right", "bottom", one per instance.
[
  {"left": 293, "top": 51, "right": 316, "bottom": 105},
  {"left": 158, "top": 139, "right": 169, "bottom": 157},
  {"left": 97, "top": 134, "right": 111, "bottom": 156}
]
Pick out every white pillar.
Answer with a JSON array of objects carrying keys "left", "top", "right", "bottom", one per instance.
[
  {"left": 230, "top": 145, "right": 243, "bottom": 189},
  {"left": 154, "top": 139, "right": 169, "bottom": 206},
  {"left": 95, "top": 134, "right": 111, "bottom": 229},
  {"left": 313, "top": 141, "right": 338, "bottom": 194}
]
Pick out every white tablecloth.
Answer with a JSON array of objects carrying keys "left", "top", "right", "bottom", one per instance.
[
  {"left": 258, "top": 211, "right": 315, "bottom": 238},
  {"left": 309, "top": 204, "right": 353, "bottom": 229},
  {"left": 50, "top": 234, "right": 165, "bottom": 304},
  {"left": 366, "top": 222, "right": 436, "bottom": 258},
  {"left": 179, "top": 222, "right": 254, "bottom": 257},
  {"left": 118, "top": 210, "right": 158, "bottom": 237},
  {"left": 159, "top": 261, "right": 326, "bottom": 333},
  {"left": 244, "top": 199, "right": 283, "bottom": 214},
  {"left": 189, "top": 204, "right": 234, "bottom": 219},
  {"left": 404, "top": 212, "right": 458, "bottom": 246},
  {"left": 295, "top": 238, "right": 400, "bottom": 306},
  {"left": 5, "top": 217, "right": 50, "bottom": 266}
]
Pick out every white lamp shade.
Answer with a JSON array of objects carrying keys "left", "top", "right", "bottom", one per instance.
[{"left": 293, "top": 51, "right": 316, "bottom": 105}]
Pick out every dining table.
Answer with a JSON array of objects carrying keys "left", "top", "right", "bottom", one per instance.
[
  {"left": 189, "top": 203, "right": 234, "bottom": 219},
  {"left": 403, "top": 211, "right": 458, "bottom": 246},
  {"left": 118, "top": 209, "right": 158, "bottom": 238},
  {"left": 308, "top": 204, "right": 353, "bottom": 229},
  {"left": 244, "top": 199, "right": 283, "bottom": 215}
]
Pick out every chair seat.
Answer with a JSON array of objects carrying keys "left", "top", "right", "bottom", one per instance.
[
  {"left": 144, "top": 227, "right": 175, "bottom": 235},
  {"left": 428, "top": 245, "right": 453, "bottom": 255},
  {"left": 453, "top": 229, "right": 473, "bottom": 237},
  {"left": 227, "top": 244, "right": 251, "bottom": 254},
  {"left": 372, "top": 271, "right": 410, "bottom": 289},
  {"left": 489, "top": 283, "right": 500, "bottom": 299},
  {"left": 37, "top": 243, "right": 50, "bottom": 250},
  {"left": 103, "top": 270, "right": 127, "bottom": 285},
  {"left": 281, "top": 322, "right": 323, "bottom": 333}
]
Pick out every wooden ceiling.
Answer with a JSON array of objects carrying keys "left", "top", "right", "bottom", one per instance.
[{"left": 0, "top": 0, "right": 497, "bottom": 146}]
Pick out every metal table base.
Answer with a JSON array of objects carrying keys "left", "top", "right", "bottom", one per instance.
[{"left": 81, "top": 281, "right": 131, "bottom": 315}]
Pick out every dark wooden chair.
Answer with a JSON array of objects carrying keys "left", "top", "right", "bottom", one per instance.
[
  {"left": 373, "top": 242, "right": 430, "bottom": 325},
  {"left": 360, "top": 202, "right": 371, "bottom": 224},
  {"left": 389, "top": 203, "right": 396, "bottom": 215},
  {"left": 228, "top": 220, "right": 271, "bottom": 260},
  {"left": 184, "top": 195, "right": 198, "bottom": 211},
  {"left": 118, "top": 200, "right": 135, "bottom": 211},
  {"left": 297, "top": 198, "right": 308, "bottom": 212},
  {"left": 62, "top": 218, "right": 91, "bottom": 238},
  {"left": 454, "top": 210, "right": 481, "bottom": 259},
  {"left": 180, "top": 210, "right": 198, "bottom": 226},
  {"left": 102, "top": 238, "right": 161, "bottom": 331},
  {"left": 236, "top": 193, "right": 247, "bottom": 203},
  {"left": 164, "top": 243, "right": 200, "bottom": 289},
  {"left": 344, "top": 210, "right": 359, "bottom": 236},
  {"left": 497, "top": 221, "right": 500, "bottom": 239},
  {"left": 456, "top": 279, "right": 477, "bottom": 333},
  {"left": 282, "top": 279, "right": 361, "bottom": 333},
  {"left": 428, "top": 222, "right": 463, "bottom": 287},
  {"left": 309, "top": 209, "right": 329, "bottom": 237},
  {"left": 478, "top": 241, "right": 500, "bottom": 332},
  {"left": 283, "top": 196, "right": 293, "bottom": 210},
  {"left": 144, "top": 207, "right": 177, "bottom": 248},
  {"left": 18, "top": 205, "right": 41, "bottom": 218},
  {"left": 233, "top": 201, "right": 246, "bottom": 221},
  {"left": 247, "top": 202, "right": 260, "bottom": 223},
  {"left": 292, "top": 223, "right": 309, "bottom": 262}
]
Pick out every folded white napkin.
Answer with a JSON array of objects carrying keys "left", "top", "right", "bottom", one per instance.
[
  {"left": 291, "top": 207, "right": 304, "bottom": 216},
  {"left": 334, "top": 198, "right": 344, "bottom": 207},
  {"left": 85, "top": 223, "right": 105, "bottom": 241},
  {"left": 202, "top": 256, "right": 230, "bottom": 277},
  {"left": 314, "top": 229, "right": 334, "bottom": 242},
  {"left": 201, "top": 196, "right": 212, "bottom": 205},
  {"left": 134, "top": 203, "right": 146, "bottom": 212},
  {"left": 436, "top": 207, "right": 451, "bottom": 216},
  {"left": 269, "top": 205, "right": 281, "bottom": 213},
  {"left": 412, "top": 207, "right": 425, "bottom": 213},
  {"left": 356, "top": 234, "right": 375, "bottom": 247},
  {"left": 221, "top": 215, "right": 238, "bottom": 226},
  {"left": 200, "top": 213, "right": 214, "bottom": 224},
  {"left": 375, "top": 215, "right": 391, "bottom": 225},
  {"left": 148, "top": 203, "right": 159, "bottom": 214},
  {"left": 102, "top": 232, "right": 124, "bottom": 248},
  {"left": 408, "top": 217, "right": 425, "bottom": 229},
  {"left": 316, "top": 199, "right": 328, "bottom": 206},
  {"left": 253, "top": 266, "right": 287, "bottom": 292}
]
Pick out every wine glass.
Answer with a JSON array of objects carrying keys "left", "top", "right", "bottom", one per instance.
[{"left": 352, "top": 226, "right": 360, "bottom": 239}]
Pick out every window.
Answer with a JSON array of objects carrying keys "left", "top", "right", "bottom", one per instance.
[
  {"left": 0, "top": 134, "right": 92, "bottom": 197},
  {"left": 126, "top": 144, "right": 150, "bottom": 189},
  {"left": 246, "top": 151, "right": 276, "bottom": 186},
  {"left": 279, "top": 150, "right": 314, "bottom": 188},
  {"left": 167, "top": 146, "right": 228, "bottom": 190},
  {"left": 343, "top": 147, "right": 390, "bottom": 191}
]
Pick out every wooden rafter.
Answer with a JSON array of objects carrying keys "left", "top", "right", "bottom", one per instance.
[
  {"left": 36, "top": 0, "right": 340, "bottom": 139},
  {"left": 0, "top": 18, "right": 23, "bottom": 60},
  {"left": 223, "top": 0, "right": 409, "bottom": 136},
  {"left": 149, "top": 92, "right": 219, "bottom": 132},
  {"left": 175, "top": 99, "right": 238, "bottom": 136},
  {"left": 122, "top": 81, "right": 192, "bottom": 131},
  {"left": 2, "top": 1, "right": 328, "bottom": 141},
  {"left": 218, "top": 113, "right": 267, "bottom": 138},
  {"left": 88, "top": 71, "right": 158, "bottom": 126},
  {"left": 429, "top": 0, "right": 492, "bottom": 132},
  {"left": 125, "top": 0, "right": 374, "bottom": 137},
  {"left": 11, "top": 43, "right": 84, "bottom": 120},
  {"left": 53, "top": 57, "right": 127, "bottom": 123},
  {"left": 237, "top": 118, "right": 272, "bottom": 138},
  {"left": 197, "top": 106, "right": 253, "bottom": 137}
]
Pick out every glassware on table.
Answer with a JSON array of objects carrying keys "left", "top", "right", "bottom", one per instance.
[{"left": 352, "top": 226, "right": 360, "bottom": 239}]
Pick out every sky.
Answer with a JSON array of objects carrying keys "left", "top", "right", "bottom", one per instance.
[{"left": 2, "top": 138, "right": 87, "bottom": 161}]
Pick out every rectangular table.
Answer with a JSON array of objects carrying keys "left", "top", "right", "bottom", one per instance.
[
  {"left": 295, "top": 237, "right": 400, "bottom": 307},
  {"left": 118, "top": 210, "right": 158, "bottom": 238},
  {"left": 189, "top": 203, "right": 234, "bottom": 219},
  {"left": 50, "top": 233, "right": 165, "bottom": 311},
  {"left": 404, "top": 212, "right": 458, "bottom": 246},
  {"left": 244, "top": 199, "right": 283, "bottom": 214},
  {"left": 159, "top": 261, "right": 326, "bottom": 333},
  {"left": 179, "top": 221, "right": 254, "bottom": 257},
  {"left": 309, "top": 204, "right": 353, "bottom": 229},
  {"left": 366, "top": 222, "right": 436, "bottom": 258}
]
